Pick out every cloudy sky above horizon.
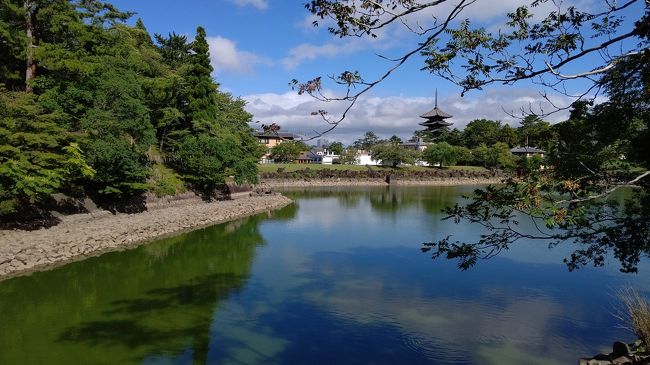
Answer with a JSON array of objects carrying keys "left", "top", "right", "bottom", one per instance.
[{"left": 111, "top": 0, "right": 640, "bottom": 144}]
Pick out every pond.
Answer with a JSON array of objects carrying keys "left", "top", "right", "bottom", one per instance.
[{"left": 0, "top": 186, "right": 648, "bottom": 364}]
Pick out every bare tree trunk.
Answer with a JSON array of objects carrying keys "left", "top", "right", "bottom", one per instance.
[{"left": 24, "top": 0, "right": 35, "bottom": 93}]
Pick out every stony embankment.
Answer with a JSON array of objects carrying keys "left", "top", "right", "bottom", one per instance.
[
  {"left": 580, "top": 340, "right": 649, "bottom": 365},
  {"left": 0, "top": 193, "right": 292, "bottom": 281},
  {"left": 257, "top": 167, "right": 506, "bottom": 188},
  {"left": 257, "top": 177, "right": 503, "bottom": 188}
]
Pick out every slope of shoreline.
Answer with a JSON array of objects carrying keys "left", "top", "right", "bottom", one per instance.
[
  {"left": 256, "top": 177, "right": 503, "bottom": 188},
  {"left": 0, "top": 194, "right": 292, "bottom": 281},
  {"left": 0, "top": 177, "right": 503, "bottom": 281}
]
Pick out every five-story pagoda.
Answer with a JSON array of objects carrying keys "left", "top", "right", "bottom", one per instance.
[{"left": 419, "top": 90, "right": 453, "bottom": 132}]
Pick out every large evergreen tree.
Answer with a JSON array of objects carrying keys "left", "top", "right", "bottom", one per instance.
[{"left": 0, "top": 2, "right": 265, "bottom": 218}]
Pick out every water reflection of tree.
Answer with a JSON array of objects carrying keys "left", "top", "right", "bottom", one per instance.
[
  {"left": 0, "top": 216, "right": 267, "bottom": 365},
  {"left": 368, "top": 186, "right": 460, "bottom": 217},
  {"left": 284, "top": 186, "right": 465, "bottom": 217},
  {"left": 282, "top": 187, "right": 370, "bottom": 208}
]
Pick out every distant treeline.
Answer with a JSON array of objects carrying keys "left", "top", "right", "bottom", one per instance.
[{"left": 0, "top": 1, "right": 265, "bottom": 218}]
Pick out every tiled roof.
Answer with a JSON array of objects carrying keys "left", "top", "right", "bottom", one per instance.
[
  {"left": 511, "top": 146, "right": 546, "bottom": 154},
  {"left": 420, "top": 107, "right": 453, "bottom": 119},
  {"left": 253, "top": 132, "right": 297, "bottom": 139}
]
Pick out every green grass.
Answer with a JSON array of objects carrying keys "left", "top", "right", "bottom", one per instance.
[{"left": 257, "top": 163, "right": 488, "bottom": 173}]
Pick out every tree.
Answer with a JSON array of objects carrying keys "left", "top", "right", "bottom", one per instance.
[
  {"left": 499, "top": 124, "right": 519, "bottom": 147},
  {"left": 352, "top": 131, "right": 380, "bottom": 150},
  {"left": 486, "top": 142, "right": 516, "bottom": 169},
  {"left": 371, "top": 143, "right": 418, "bottom": 167},
  {"left": 300, "top": 1, "right": 650, "bottom": 273},
  {"left": 299, "top": 1, "right": 648, "bottom": 122},
  {"left": 339, "top": 148, "right": 359, "bottom": 165},
  {"left": 270, "top": 142, "right": 306, "bottom": 163},
  {"left": 328, "top": 141, "right": 344, "bottom": 155},
  {"left": 0, "top": 3, "right": 263, "bottom": 218},
  {"left": 462, "top": 119, "right": 502, "bottom": 148},
  {"left": 453, "top": 146, "right": 473, "bottom": 166},
  {"left": 470, "top": 144, "right": 490, "bottom": 167},
  {"left": 0, "top": 88, "right": 93, "bottom": 215},
  {"left": 422, "top": 142, "right": 456, "bottom": 167},
  {"left": 388, "top": 135, "right": 402, "bottom": 145},
  {"left": 152, "top": 26, "right": 263, "bottom": 188},
  {"left": 424, "top": 54, "right": 650, "bottom": 272}
]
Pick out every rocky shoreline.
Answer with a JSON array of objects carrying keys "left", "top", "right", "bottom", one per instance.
[
  {"left": 256, "top": 177, "right": 503, "bottom": 188},
  {"left": 0, "top": 193, "right": 292, "bottom": 281},
  {"left": 0, "top": 177, "right": 501, "bottom": 281}
]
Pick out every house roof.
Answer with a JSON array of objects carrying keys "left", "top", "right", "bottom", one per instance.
[
  {"left": 253, "top": 131, "right": 297, "bottom": 139},
  {"left": 511, "top": 146, "right": 546, "bottom": 154},
  {"left": 400, "top": 141, "right": 432, "bottom": 147},
  {"left": 296, "top": 152, "right": 313, "bottom": 160}
]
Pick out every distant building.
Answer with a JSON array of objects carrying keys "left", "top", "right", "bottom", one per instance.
[
  {"left": 419, "top": 90, "right": 453, "bottom": 132},
  {"left": 510, "top": 146, "right": 546, "bottom": 158},
  {"left": 357, "top": 151, "right": 381, "bottom": 166},
  {"left": 295, "top": 152, "right": 314, "bottom": 164},
  {"left": 399, "top": 138, "right": 431, "bottom": 152},
  {"left": 253, "top": 130, "right": 299, "bottom": 164},
  {"left": 308, "top": 147, "right": 340, "bottom": 164},
  {"left": 254, "top": 131, "right": 297, "bottom": 149}
]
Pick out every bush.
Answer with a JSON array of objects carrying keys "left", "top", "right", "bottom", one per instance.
[
  {"left": 149, "top": 162, "right": 186, "bottom": 197},
  {"left": 619, "top": 287, "right": 650, "bottom": 347}
]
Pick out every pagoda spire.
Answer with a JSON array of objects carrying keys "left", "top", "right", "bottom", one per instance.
[{"left": 435, "top": 89, "right": 438, "bottom": 108}]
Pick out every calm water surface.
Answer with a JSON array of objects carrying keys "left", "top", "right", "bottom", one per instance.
[{"left": 1, "top": 186, "right": 648, "bottom": 365}]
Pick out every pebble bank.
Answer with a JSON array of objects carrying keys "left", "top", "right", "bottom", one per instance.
[{"left": 0, "top": 193, "right": 292, "bottom": 281}]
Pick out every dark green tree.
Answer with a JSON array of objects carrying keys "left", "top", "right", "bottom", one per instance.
[
  {"left": 518, "top": 115, "right": 554, "bottom": 150},
  {"left": 328, "top": 141, "right": 344, "bottom": 155},
  {"left": 352, "top": 131, "right": 380, "bottom": 150},
  {"left": 499, "top": 124, "right": 519, "bottom": 147},
  {"left": 370, "top": 143, "right": 418, "bottom": 167},
  {"left": 462, "top": 119, "right": 502, "bottom": 148},
  {"left": 422, "top": 142, "right": 457, "bottom": 167},
  {"left": 388, "top": 135, "right": 403, "bottom": 145},
  {"left": 270, "top": 141, "right": 307, "bottom": 163},
  {"left": 0, "top": 88, "right": 93, "bottom": 215}
]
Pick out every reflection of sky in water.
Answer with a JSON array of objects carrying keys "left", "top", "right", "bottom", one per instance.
[
  {"left": 1, "top": 186, "right": 647, "bottom": 364},
  {"left": 209, "top": 186, "right": 647, "bottom": 364}
]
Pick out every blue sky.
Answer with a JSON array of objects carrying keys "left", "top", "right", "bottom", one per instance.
[{"left": 110, "top": 0, "right": 644, "bottom": 144}]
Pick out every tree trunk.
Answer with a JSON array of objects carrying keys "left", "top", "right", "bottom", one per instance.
[{"left": 24, "top": 0, "right": 35, "bottom": 93}]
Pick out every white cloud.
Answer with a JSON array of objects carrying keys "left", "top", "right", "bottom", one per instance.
[
  {"left": 227, "top": 0, "right": 268, "bottom": 10},
  {"left": 207, "top": 36, "right": 271, "bottom": 74},
  {"left": 282, "top": 42, "right": 361, "bottom": 70},
  {"left": 243, "top": 88, "right": 573, "bottom": 144},
  {"left": 287, "top": 0, "right": 599, "bottom": 71}
]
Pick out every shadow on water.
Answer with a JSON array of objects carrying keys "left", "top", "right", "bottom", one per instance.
[
  {"left": 58, "top": 272, "right": 247, "bottom": 364},
  {"left": 0, "top": 210, "right": 287, "bottom": 365}
]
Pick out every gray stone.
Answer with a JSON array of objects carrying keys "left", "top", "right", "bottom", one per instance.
[
  {"left": 612, "top": 355, "right": 632, "bottom": 365},
  {"left": 587, "top": 360, "right": 612, "bottom": 365},
  {"left": 587, "top": 359, "right": 612, "bottom": 365}
]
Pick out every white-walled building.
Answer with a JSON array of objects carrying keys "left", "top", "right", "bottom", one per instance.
[{"left": 308, "top": 148, "right": 340, "bottom": 164}]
